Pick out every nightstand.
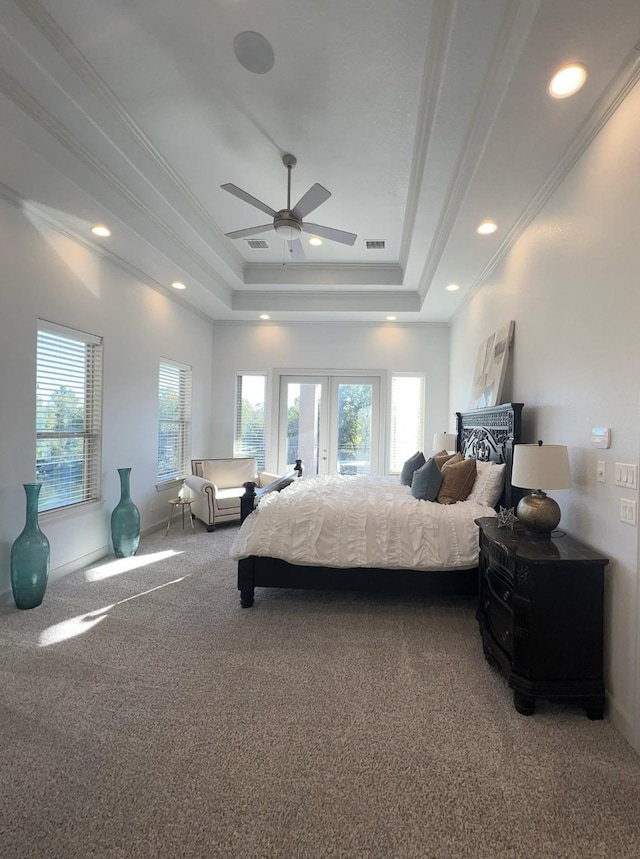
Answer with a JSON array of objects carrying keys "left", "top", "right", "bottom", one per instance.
[{"left": 475, "top": 517, "right": 608, "bottom": 719}]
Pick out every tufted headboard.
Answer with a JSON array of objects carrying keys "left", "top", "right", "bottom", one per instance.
[{"left": 455, "top": 403, "right": 524, "bottom": 510}]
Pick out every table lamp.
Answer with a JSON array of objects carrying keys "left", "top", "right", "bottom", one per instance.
[
  {"left": 433, "top": 432, "right": 456, "bottom": 453},
  {"left": 511, "top": 441, "right": 572, "bottom": 535}
]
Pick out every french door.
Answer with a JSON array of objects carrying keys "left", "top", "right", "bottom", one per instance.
[{"left": 277, "top": 375, "right": 381, "bottom": 476}]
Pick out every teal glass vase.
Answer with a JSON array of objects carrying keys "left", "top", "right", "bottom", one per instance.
[
  {"left": 110, "top": 467, "right": 140, "bottom": 558},
  {"left": 11, "top": 483, "right": 50, "bottom": 610}
]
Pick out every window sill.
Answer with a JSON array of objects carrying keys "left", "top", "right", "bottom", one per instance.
[
  {"left": 40, "top": 499, "right": 104, "bottom": 524},
  {"left": 155, "top": 479, "right": 183, "bottom": 493}
]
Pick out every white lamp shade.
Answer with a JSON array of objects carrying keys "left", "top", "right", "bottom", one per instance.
[
  {"left": 511, "top": 444, "right": 572, "bottom": 491},
  {"left": 433, "top": 432, "right": 456, "bottom": 453}
]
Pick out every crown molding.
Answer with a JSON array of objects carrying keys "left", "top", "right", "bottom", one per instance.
[
  {"left": 453, "top": 43, "right": 640, "bottom": 324},
  {"left": 0, "top": 68, "right": 236, "bottom": 302},
  {"left": 415, "top": 0, "right": 542, "bottom": 302},
  {"left": 0, "top": 180, "right": 222, "bottom": 323},
  {"left": 399, "top": 0, "right": 454, "bottom": 270},
  {"left": 12, "top": 0, "right": 244, "bottom": 271},
  {"left": 232, "top": 290, "right": 419, "bottom": 312},
  {"left": 243, "top": 262, "right": 403, "bottom": 286}
]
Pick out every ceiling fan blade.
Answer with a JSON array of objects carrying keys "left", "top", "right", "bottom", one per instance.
[
  {"left": 224, "top": 223, "right": 274, "bottom": 240},
  {"left": 302, "top": 222, "right": 357, "bottom": 246},
  {"left": 292, "top": 183, "right": 331, "bottom": 219},
  {"left": 286, "top": 239, "right": 306, "bottom": 262},
  {"left": 221, "top": 183, "right": 277, "bottom": 218}
]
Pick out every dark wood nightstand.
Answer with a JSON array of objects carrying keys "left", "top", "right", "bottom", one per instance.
[{"left": 475, "top": 517, "right": 609, "bottom": 719}]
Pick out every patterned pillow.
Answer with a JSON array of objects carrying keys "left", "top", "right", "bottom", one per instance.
[
  {"left": 400, "top": 451, "right": 426, "bottom": 486},
  {"left": 437, "top": 457, "right": 477, "bottom": 504},
  {"left": 410, "top": 457, "right": 444, "bottom": 501}
]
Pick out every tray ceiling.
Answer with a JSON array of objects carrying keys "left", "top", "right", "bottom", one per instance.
[{"left": 2, "top": 0, "right": 640, "bottom": 322}]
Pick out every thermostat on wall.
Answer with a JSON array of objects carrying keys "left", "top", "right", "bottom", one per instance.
[{"left": 591, "top": 427, "right": 611, "bottom": 449}]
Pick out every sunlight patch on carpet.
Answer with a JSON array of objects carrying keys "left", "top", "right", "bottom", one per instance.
[
  {"left": 84, "top": 549, "right": 183, "bottom": 582},
  {"left": 39, "top": 576, "right": 190, "bottom": 646}
]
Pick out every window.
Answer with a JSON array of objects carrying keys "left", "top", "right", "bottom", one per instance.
[
  {"left": 234, "top": 374, "right": 266, "bottom": 469},
  {"left": 389, "top": 374, "right": 425, "bottom": 474},
  {"left": 36, "top": 321, "right": 103, "bottom": 512},
  {"left": 157, "top": 360, "right": 192, "bottom": 484}
]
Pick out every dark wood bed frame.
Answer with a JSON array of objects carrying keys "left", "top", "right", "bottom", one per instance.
[{"left": 237, "top": 403, "right": 524, "bottom": 607}]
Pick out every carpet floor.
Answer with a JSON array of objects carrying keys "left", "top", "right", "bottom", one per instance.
[{"left": 1, "top": 522, "right": 640, "bottom": 858}]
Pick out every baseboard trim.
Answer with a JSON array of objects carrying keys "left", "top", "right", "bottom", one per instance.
[
  {"left": 607, "top": 693, "right": 638, "bottom": 753},
  {"left": 2, "top": 522, "right": 168, "bottom": 606}
]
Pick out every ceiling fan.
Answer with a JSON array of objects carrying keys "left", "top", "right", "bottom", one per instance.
[{"left": 221, "top": 154, "right": 357, "bottom": 261}]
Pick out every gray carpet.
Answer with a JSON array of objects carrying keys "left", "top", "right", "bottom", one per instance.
[{"left": 1, "top": 522, "right": 640, "bottom": 859}]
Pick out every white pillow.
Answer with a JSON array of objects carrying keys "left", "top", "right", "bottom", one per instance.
[{"left": 466, "top": 459, "right": 506, "bottom": 507}]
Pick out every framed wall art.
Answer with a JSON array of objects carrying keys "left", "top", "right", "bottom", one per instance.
[{"left": 469, "top": 320, "right": 515, "bottom": 409}]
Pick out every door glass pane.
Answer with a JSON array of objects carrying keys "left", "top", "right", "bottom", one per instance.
[
  {"left": 337, "top": 383, "right": 373, "bottom": 475},
  {"left": 285, "top": 382, "right": 322, "bottom": 474}
]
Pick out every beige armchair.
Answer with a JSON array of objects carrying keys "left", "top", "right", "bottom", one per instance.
[{"left": 185, "top": 458, "right": 279, "bottom": 531}]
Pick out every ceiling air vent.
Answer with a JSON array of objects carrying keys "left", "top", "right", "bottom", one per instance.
[
  {"left": 365, "top": 240, "right": 385, "bottom": 250},
  {"left": 246, "top": 239, "right": 270, "bottom": 249}
]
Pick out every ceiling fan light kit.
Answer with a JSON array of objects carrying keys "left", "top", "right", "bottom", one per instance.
[{"left": 222, "top": 154, "right": 357, "bottom": 259}]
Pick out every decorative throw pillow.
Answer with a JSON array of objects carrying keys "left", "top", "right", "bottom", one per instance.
[
  {"left": 433, "top": 451, "right": 461, "bottom": 471},
  {"left": 437, "top": 457, "right": 477, "bottom": 504},
  {"left": 466, "top": 460, "right": 506, "bottom": 507},
  {"left": 410, "top": 457, "right": 444, "bottom": 501},
  {"left": 400, "top": 451, "right": 426, "bottom": 486}
]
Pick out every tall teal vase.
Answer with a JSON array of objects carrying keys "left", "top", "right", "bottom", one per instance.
[
  {"left": 110, "top": 467, "right": 140, "bottom": 558},
  {"left": 11, "top": 483, "right": 50, "bottom": 610}
]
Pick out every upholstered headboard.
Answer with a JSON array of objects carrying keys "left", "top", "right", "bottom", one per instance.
[{"left": 455, "top": 403, "right": 524, "bottom": 509}]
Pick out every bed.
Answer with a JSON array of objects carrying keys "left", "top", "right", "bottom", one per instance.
[{"left": 231, "top": 403, "right": 524, "bottom": 607}]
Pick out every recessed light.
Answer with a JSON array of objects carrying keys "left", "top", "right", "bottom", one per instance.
[
  {"left": 91, "top": 225, "right": 111, "bottom": 237},
  {"left": 259, "top": 314, "right": 270, "bottom": 320},
  {"left": 548, "top": 63, "right": 587, "bottom": 98},
  {"left": 477, "top": 220, "right": 497, "bottom": 235},
  {"left": 309, "top": 237, "right": 323, "bottom": 246},
  {"left": 446, "top": 284, "right": 460, "bottom": 292},
  {"left": 386, "top": 315, "right": 397, "bottom": 321},
  {"left": 171, "top": 281, "right": 186, "bottom": 290}
]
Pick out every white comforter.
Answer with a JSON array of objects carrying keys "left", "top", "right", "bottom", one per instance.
[{"left": 230, "top": 474, "right": 497, "bottom": 571}]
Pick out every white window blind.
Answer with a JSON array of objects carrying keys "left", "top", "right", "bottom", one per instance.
[
  {"left": 36, "top": 321, "right": 103, "bottom": 512},
  {"left": 234, "top": 374, "right": 266, "bottom": 469},
  {"left": 389, "top": 374, "right": 425, "bottom": 473},
  {"left": 158, "top": 360, "right": 192, "bottom": 483}
]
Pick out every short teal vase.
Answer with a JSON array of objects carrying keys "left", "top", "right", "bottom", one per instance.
[
  {"left": 11, "top": 483, "right": 50, "bottom": 610},
  {"left": 110, "top": 468, "right": 140, "bottom": 558}
]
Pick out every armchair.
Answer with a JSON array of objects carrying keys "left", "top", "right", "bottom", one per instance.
[{"left": 186, "top": 457, "right": 279, "bottom": 531}]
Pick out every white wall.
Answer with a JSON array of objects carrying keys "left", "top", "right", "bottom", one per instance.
[
  {"left": 0, "top": 198, "right": 214, "bottom": 598},
  {"left": 210, "top": 321, "right": 451, "bottom": 471},
  {"left": 450, "top": 78, "right": 640, "bottom": 750}
]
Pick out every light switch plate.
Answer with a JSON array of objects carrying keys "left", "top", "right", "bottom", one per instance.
[
  {"left": 620, "top": 498, "right": 637, "bottom": 526},
  {"left": 615, "top": 463, "right": 638, "bottom": 489}
]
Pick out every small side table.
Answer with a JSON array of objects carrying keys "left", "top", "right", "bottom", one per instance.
[{"left": 166, "top": 498, "right": 195, "bottom": 535}]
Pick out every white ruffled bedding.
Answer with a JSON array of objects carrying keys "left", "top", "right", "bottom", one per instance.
[{"left": 230, "top": 474, "right": 497, "bottom": 571}]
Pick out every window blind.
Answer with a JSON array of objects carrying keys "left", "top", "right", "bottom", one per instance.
[
  {"left": 234, "top": 374, "right": 266, "bottom": 469},
  {"left": 389, "top": 374, "right": 425, "bottom": 473},
  {"left": 36, "top": 321, "right": 103, "bottom": 512},
  {"left": 157, "top": 360, "right": 192, "bottom": 483}
]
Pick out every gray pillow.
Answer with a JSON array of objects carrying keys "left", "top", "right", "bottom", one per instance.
[
  {"left": 400, "top": 451, "right": 426, "bottom": 486},
  {"left": 411, "top": 457, "right": 444, "bottom": 501}
]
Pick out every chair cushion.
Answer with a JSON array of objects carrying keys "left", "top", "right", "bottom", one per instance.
[{"left": 202, "top": 458, "right": 257, "bottom": 488}]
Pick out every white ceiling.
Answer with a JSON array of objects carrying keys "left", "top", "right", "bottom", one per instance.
[{"left": 2, "top": 0, "right": 640, "bottom": 324}]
